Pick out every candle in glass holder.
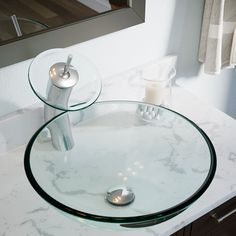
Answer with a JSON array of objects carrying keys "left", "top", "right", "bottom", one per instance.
[
  {"left": 144, "top": 80, "right": 166, "bottom": 105},
  {"left": 142, "top": 62, "right": 176, "bottom": 107}
]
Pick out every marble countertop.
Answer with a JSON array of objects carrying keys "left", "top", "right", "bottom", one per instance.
[{"left": 1, "top": 68, "right": 236, "bottom": 236}]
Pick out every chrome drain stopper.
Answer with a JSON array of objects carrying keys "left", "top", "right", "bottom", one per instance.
[{"left": 105, "top": 187, "right": 135, "bottom": 206}]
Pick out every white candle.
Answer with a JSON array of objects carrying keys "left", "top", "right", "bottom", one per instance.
[
  {"left": 142, "top": 61, "right": 176, "bottom": 106},
  {"left": 144, "top": 81, "right": 166, "bottom": 105}
]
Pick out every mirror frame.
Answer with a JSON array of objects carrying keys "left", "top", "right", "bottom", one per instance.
[{"left": 0, "top": 0, "right": 145, "bottom": 68}]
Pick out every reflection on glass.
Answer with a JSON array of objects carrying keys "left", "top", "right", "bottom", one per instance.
[
  {"left": 24, "top": 101, "right": 216, "bottom": 228},
  {"left": 0, "top": 16, "right": 48, "bottom": 44},
  {"left": 0, "top": 0, "right": 129, "bottom": 45}
]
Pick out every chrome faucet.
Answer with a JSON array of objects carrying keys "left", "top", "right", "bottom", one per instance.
[{"left": 44, "top": 55, "right": 79, "bottom": 151}]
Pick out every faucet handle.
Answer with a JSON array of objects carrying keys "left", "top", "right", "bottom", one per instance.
[
  {"left": 63, "top": 54, "right": 73, "bottom": 76},
  {"left": 49, "top": 54, "right": 79, "bottom": 89}
]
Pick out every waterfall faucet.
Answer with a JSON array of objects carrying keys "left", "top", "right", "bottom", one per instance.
[
  {"left": 44, "top": 54, "right": 79, "bottom": 150},
  {"left": 28, "top": 48, "right": 102, "bottom": 151}
]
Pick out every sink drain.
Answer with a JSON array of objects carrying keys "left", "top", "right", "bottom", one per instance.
[{"left": 105, "top": 187, "right": 135, "bottom": 206}]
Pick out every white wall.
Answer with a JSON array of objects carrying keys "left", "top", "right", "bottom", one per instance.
[{"left": 0, "top": 0, "right": 235, "bottom": 118}]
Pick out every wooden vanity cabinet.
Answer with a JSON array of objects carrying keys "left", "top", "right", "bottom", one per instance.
[{"left": 171, "top": 197, "right": 236, "bottom": 236}]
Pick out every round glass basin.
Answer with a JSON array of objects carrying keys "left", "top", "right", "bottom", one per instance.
[
  {"left": 28, "top": 48, "right": 102, "bottom": 111},
  {"left": 24, "top": 101, "right": 216, "bottom": 228}
]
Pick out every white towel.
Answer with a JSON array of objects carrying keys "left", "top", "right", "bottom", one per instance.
[{"left": 199, "top": 0, "right": 236, "bottom": 74}]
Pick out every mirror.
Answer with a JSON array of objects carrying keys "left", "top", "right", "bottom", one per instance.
[{"left": 0, "top": 0, "right": 145, "bottom": 68}]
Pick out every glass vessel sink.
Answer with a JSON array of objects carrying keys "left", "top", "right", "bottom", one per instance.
[{"left": 24, "top": 101, "right": 216, "bottom": 228}]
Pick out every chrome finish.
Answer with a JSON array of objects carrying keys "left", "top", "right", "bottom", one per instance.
[
  {"left": 45, "top": 55, "right": 79, "bottom": 150},
  {"left": 11, "top": 15, "right": 22, "bottom": 37},
  {"left": 211, "top": 208, "right": 236, "bottom": 223},
  {"left": 44, "top": 100, "right": 74, "bottom": 151},
  {"left": 49, "top": 63, "right": 79, "bottom": 89},
  {"left": 63, "top": 54, "right": 73, "bottom": 75},
  {"left": 105, "top": 187, "right": 135, "bottom": 206}
]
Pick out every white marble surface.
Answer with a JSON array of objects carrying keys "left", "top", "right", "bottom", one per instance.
[{"left": 1, "top": 67, "right": 236, "bottom": 236}]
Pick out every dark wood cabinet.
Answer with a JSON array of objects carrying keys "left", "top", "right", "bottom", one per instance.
[
  {"left": 171, "top": 197, "right": 236, "bottom": 236},
  {"left": 171, "top": 225, "right": 191, "bottom": 236}
]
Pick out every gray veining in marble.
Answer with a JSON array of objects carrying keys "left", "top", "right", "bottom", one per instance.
[{"left": 1, "top": 65, "right": 236, "bottom": 235}]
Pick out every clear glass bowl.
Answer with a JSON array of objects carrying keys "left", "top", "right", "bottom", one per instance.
[{"left": 24, "top": 101, "right": 216, "bottom": 228}]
